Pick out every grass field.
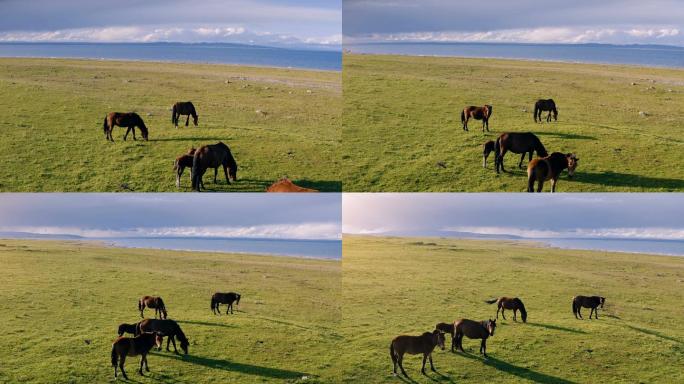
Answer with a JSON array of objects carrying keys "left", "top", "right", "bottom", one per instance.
[
  {"left": 341, "top": 235, "right": 684, "bottom": 383},
  {"left": 342, "top": 54, "right": 684, "bottom": 191},
  {"left": 0, "top": 239, "right": 341, "bottom": 383},
  {"left": 0, "top": 58, "right": 341, "bottom": 192}
]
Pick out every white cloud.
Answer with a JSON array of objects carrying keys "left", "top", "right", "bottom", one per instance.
[{"left": 442, "top": 226, "right": 684, "bottom": 241}]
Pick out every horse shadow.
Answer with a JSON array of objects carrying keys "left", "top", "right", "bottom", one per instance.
[
  {"left": 573, "top": 171, "right": 684, "bottom": 190},
  {"left": 535, "top": 132, "right": 597, "bottom": 141},
  {"left": 152, "top": 352, "right": 307, "bottom": 379},
  {"left": 175, "top": 319, "right": 235, "bottom": 329},
  {"left": 148, "top": 137, "right": 229, "bottom": 142},
  {"left": 624, "top": 324, "right": 684, "bottom": 345},
  {"left": 457, "top": 353, "right": 577, "bottom": 384},
  {"left": 526, "top": 322, "right": 586, "bottom": 334}
]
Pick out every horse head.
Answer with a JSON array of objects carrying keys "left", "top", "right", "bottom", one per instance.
[
  {"left": 180, "top": 338, "right": 189, "bottom": 354},
  {"left": 433, "top": 330, "right": 446, "bottom": 350},
  {"left": 193, "top": 114, "right": 199, "bottom": 126},
  {"left": 600, "top": 297, "right": 606, "bottom": 308},
  {"left": 566, "top": 153, "right": 579, "bottom": 177},
  {"left": 235, "top": 293, "right": 241, "bottom": 307},
  {"left": 487, "top": 319, "right": 497, "bottom": 336}
]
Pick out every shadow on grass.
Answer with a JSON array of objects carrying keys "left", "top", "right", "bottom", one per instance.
[
  {"left": 624, "top": 324, "right": 684, "bottom": 345},
  {"left": 176, "top": 319, "right": 235, "bottom": 329},
  {"left": 526, "top": 322, "right": 586, "bottom": 334},
  {"left": 153, "top": 352, "right": 307, "bottom": 379},
  {"left": 535, "top": 132, "right": 597, "bottom": 140},
  {"left": 458, "top": 353, "right": 577, "bottom": 384},
  {"left": 148, "top": 137, "right": 229, "bottom": 142},
  {"left": 573, "top": 171, "right": 684, "bottom": 190}
]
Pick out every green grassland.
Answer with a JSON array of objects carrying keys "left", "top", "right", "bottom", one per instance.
[
  {"left": 341, "top": 235, "right": 684, "bottom": 383},
  {"left": 0, "top": 239, "right": 341, "bottom": 383},
  {"left": 0, "top": 58, "right": 341, "bottom": 191},
  {"left": 342, "top": 54, "right": 684, "bottom": 191}
]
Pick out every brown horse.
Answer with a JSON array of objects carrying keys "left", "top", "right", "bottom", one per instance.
[
  {"left": 435, "top": 322, "right": 456, "bottom": 351},
  {"left": 461, "top": 105, "right": 492, "bottom": 132},
  {"left": 191, "top": 142, "right": 238, "bottom": 191},
  {"left": 137, "top": 319, "right": 189, "bottom": 355},
  {"left": 390, "top": 330, "right": 445, "bottom": 377},
  {"left": 482, "top": 140, "right": 496, "bottom": 168},
  {"left": 266, "top": 178, "right": 319, "bottom": 192},
  {"left": 103, "top": 112, "right": 149, "bottom": 142},
  {"left": 211, "top": 292, "right": 241, "bottom": 315},
  {"left": 534, "top": 99, "right": 558, "bottom": 123},
  {"left": 573, "top": 296, "right": 605, "bottom": 320},
  {"left": 485, "top": 297, "right": 527, "bottom": 323},
  {"left": 172, "top": 101, "right": 198, "bottom": 128},
  {"left": 527, "top": 152, "right": 579, "bottom": 192},
  {"left": 139, "top": 296, "right": 167, "bottom": 319},
  {"left": 453, "top": 319, "right": 496, "bottom": 358},
  {"left": 111, "top": 332, "right": 160, "bottom": 380},
  {"left": 174, "top": 148, "right": 199, "bottom": 188},
  {"left": 494, "top": 132, "right": 548, "bottom": 173},
  {"left": 118, "top": 323, "right": 139, "bottom": 336}
]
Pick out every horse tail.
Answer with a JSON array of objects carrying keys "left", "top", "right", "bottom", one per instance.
[
  {"left": 493, "top": 137, "right": 501, "bottom": 170},
  {"left": 527, "top": 163, "right": 536, "bottom": 193},
  {"left": 172, "top": 104, "right": 176, "bottom": 124},
  {"left": 191, "top": 150, "right": 201, "bottom": 191},
  {"left": 572, "top": 298, "right": 578, "bottom": 315},
  {"left": 389, "top": 341, "right": 397, "bottom": 365},
  {"left": 138, "top": 298, "right": 143, "bottom": 312},
  {"left": 460, "top": 109, "right": 465, "bottom": 123},
  {"left": 533, "top": 102, "right": 539, "bottom": 122},
  {"left": 210, "top": 295, "right": 216, "bottom": 311},
  {"left": 485, "top": 299, "right": 498, "bottom": 304},
  {"left": 111, "top": 344, "right": 118, "bottom": 367},
  {"left": 103, "top": 117, "right": 108, "bottom": 137}
]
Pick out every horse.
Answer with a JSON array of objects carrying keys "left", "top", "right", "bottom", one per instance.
[
  {"left": 172, "top": 101, "right": 198, "bottom": 128},
  {"left": 191, "top": 142, "right": 238, "bottom": 192},
  {"left": 482, "top": 140, "right": 496, "bottom": 168},
  {"left": 111, "top": 332, "right": 161, "bottom": 380},
  {"left": 572, "top": 296, "right": 605, "bottom": 320},
  {"left": 266, "top": 178, "right": 318, "bottom": 192},
  {"left": 485, "top": 297, "right": 527, "bottom": 323},
  {"left": 461, "top": 105, "right": 493, "bottom": 132},
  {"left": 494, "top": 132, "right": 548, "bottom": 174},
  {"left": 390, "top": 330, "right": 445, "bottom": 377},
  {"left": 527, "top": 152, "right": 579, "bottom": 192},
  {"left": 103, "top": 112, "right": 149, "bottom": 142},
  {"left": 138, "top": 296, "right": 168, "bottom": 319},
  {"left": 137, "top": 319, "right": 189, "bottom": 355},
  {"left": 211, "top": 292, "right": 241, "bottom": 315},
  {"left": 174, "top": 147, "right": 200, "bottom": 188},
  {"left": 453, "top": 319, "right": 496, "bottom": 358},
  {"left": 534, "top": 99, "right": 558, "bottom": 123},
  {"left": 118, "top": 323, "right": 139, "bottom": 336},
  {"left": 435, "top": 322, "right": 456, "bottom": 351}
]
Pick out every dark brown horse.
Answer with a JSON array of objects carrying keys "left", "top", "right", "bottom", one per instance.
[
  {"left": 266, "top": 178, "right": 318, "bottom": 192},
  {"left": 118, "top": 323, "right": 139, "bottom": 336},
  {"left": 111, "top": 332, "right": 160, "bottom": 380},
  {"left": 494, "top": 132, "right": 548, "bottom": 173},
  {"left": 390, "top": 330, "right": 445, "bottom": 377},
  {"left": 211, "top": 292, "right": 241, "bottom": 315},
  {"left": 139, "top": 296, "right": 167, "bottom": 319},
  {"left": 461, "top": 105, "right": 493, "bottom": 132},
  {"left": 534, "top": 99, "right": 558, "bottom": 123},
  {"left": 103, "top": 112, "right": 149, "bottom": 142},
  {"left": 174, "top": 147, "right": 199, "bottom": 188},
  {"left": 485, "top": 297, "right": 527, "bottom": 323},
  {"left": 453, "top": 319, "right": 496, "bottom": 358},
  {"left": 573, "top": 296, "right": 605, "bottom": 320},
  {"left": 137, "top": 319, "right": 189, "bottom": 355},
  {"left": 172, "top": 101, "right": 198, "bottom": 128},
  {"left": 527, "top": 152, "right": 579, "bottom": 192},
  {"left": 435, "top": 322, "right": 456, "bottom": 351},
  {"left": 191, "top": 142, "right": 238, "bottom": 191},
  {"left": 482, "top": 140, "right": 496, "bottom": 168}
]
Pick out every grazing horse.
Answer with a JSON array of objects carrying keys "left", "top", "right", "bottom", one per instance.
[
  {"left": 118, "top": 323, "right": 139, "bottom": 336},
  {"left": 453, "top": 319, "right": 496, "bottom": 358},
  {"left": 485, "top": 297, "right": 527, "bottom": 323},
  {"left": 137, "top": 319, "right": 189, "bottom": 355},
  {"left": 174, "top": 148, "right": 200, "bottom": 188},
  {"left": 494, "top": 132, "right": 548, "bottom": 174},
  {"left": 172, "top": 101, "right": 198, "bottom": 128},
  {"left": 111, "top": 332, "right": 160, "bottom": 380},
  {"left": 191, "top": 142, "right": 238, "bottom": 192},
  {"left": 573, "top": 296, "right": 605, "bottom": 320},
  {"left": 527, "top": 152, "right": 579, "bottom": 192},
  {"left": 266, "top": 178, "right": 319, "bottom": 192},
  {"left": 390, "top": 330, "right": 445, "bottom": 377},
  {"left": 534, "top": 99, "right": 558, "bottom": 123},
  {"left": 482, "top": 140, "right": 496, "bottom": 168},
  {"left": 211, "top": 292, "right": 241, "bottom": 315},
  {"left": 103, "top": 112, "right": 149, "bottom": 142},
  {"left": 435, "top": 322, "right": 456, "bottom": 351},
  {"left": 461, "top": 105, "right": 493, "bottom": 132},
  {"left": 139, "top": 296, "right": 168, "bottom": 319}
]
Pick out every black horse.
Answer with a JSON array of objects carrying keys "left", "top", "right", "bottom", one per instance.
[
  {"left": 572, "top": 296, "right": 605, "bottom": 319},
  {"left": 191, "top": 142, "right": 238, "bottom": 191},
  {"left": 534, "top": 99, "right": 558, "bottom": 123},
  {"left": 494, "top": 132, "right": 548, "bottom": 173},
  {"left": 137, "top": 319, "right": 189, "bottom": 355},
  {"left": 172, "top": 101, "right": 198, "bottom": 128},
  {"left": 211, "top": 292, "right": 241, "bottom": 315}
]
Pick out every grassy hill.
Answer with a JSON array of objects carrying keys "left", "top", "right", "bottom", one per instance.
[
  {"left": 0, "top": 58, "right": 341, "bottom": 191},
  {"left": 342, "top": 54, "right": 684, "bottom": 191},
  {"left": 0, "top": 239, "right": 341, "bottom": 383},
  {"left": 341, "top": 235, "right": 684, "bottom": 383}
]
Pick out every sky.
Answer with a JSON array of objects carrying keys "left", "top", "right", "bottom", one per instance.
[
  {"left": 0, "top": 194, "right": 341, "bottom": 240},
  {"left": 343, "top": 194, "right": 684, "bottom": 241},
  {"left": 344, "top": 0, "right": 684, "bottom": 46},
  {"left": 0, "top": 0, "right": 341, "bottom": 48}
]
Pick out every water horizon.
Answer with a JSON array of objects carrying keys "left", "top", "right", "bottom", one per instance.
[
  {"left": 0, "top": 42, "right": 342, "bottom": 71},
  {"left": 346, "top": 42, "right": 684, "bottom": 69}
]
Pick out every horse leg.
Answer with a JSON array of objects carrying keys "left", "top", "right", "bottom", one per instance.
[
  {"left": 481, "top": 339, "right": 488, "bottom": 358},
  {"left": 499, "top": 149, "right": 508, "bottom": 172},
  {"left": 398, "top": 355, "right": 409, "bottom": 378},
  {"left": 144, "top": 353, "right": 150, "bottom": 372},
  {"left": 501, "top": 308, "right": 506, "bottom": 320},
  {"left": 120, "top": 355, "right": 128, "bottom": 380},
  {"left": 537, "top": 179, "right": 544, "bottom": 193},
  {"left": 496, "top": 306, "right": 500, "bottom": 320},
  {"left": 131, "top": 127, "right": 137, "bottom": 141},
  {"left": 138, "top": 355, "right": 145, "bottom": 376},
  {"left": 551, "top": 177, "right": 558, "bottom": 193},
  {"left": 223, "top": 165, "right": 230, "bottom": 185},
  {"left": 457, "top": 333, "right": 465, "bottom": 353},
  {"left": 464, "top": 117, "right": 469, "bottom": 131},
  {"left": 429, "top": 353, "right": 436, "bottom": 372},
  {"left": 518, "top": 153, "right": 525, "bottom": 169},
  {"left": 513, "top": 309, "right": 517, "bottom": 322},
  {"left": 421, "top": 354, "right": 428, "bottom": 375},
  {"left": 140, "top": 305, "right": 145, "bottom": 318},
  {"left": 229, "top": 302, "right": 234, "bottom": 314},
  {"left": 171, "top": 336, "right": 179, "bottom": 354},
  {"left": 578, "top": 307, "right": 583, "bottom": 319},
  {"left": 595, "top": 307, "right": 599, "bottom": 319},
  {"left": 176, "top": 167, "right": 183, "bottom": 188}
]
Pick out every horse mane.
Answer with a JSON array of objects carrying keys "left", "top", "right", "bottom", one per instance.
[
  {"left": 134, "top": 113, "right": 148, "bottom": 135},
  {"left": 174, "top": 323, "right": 188, "bottom": 344},
  {"left": 516, "top": 298, "right": 527, "bottom": 315}
]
